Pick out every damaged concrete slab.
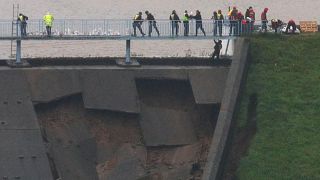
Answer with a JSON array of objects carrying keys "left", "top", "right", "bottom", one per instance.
[
  {"left": 0, "top": 130, "right": 53, "bottom": 180},
  {"left": 0, "top": 70, "right": 53, "bottom": 179},
  {"left": 140, "top": 105, "right": 197, "bottom": 146},
  {"left": 81, "top": 69, "right": 140, "bottom": 113},
  {"left": 45, "top": 120, "right": 99, "bottom": 180},
  {"left": 0, "top": 56, "right": 237, "bottom": 179},
  {"left": 0, "top": 90, "right": 39, "bottom": 129},
  {"left": 188, "top": 68, "right": 229, "bottom": 104},
  {"left": 24, "top": 69, "right": 81, "bottom": 103}
]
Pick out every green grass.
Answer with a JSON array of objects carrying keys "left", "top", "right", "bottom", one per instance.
[{"left": 236, "top": 33, "right": 320, "bottom": 180}]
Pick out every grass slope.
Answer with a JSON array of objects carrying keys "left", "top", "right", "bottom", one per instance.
[{"left": 236, "top": 34, "right": 320, "bottom": 179}]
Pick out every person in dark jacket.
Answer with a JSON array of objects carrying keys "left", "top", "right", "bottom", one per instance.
[
  {"left": 271, "top": 19, "right": 283, "bottom": 33},
  {"left": 245, "top": 9, "right": 250, "bottom": 19},
  {"left": 212, "top": 11, "right": 218, "bottom": 36},
  {"left": 17, "top": 13, "right": 28, "bottom": 36},
  {"left": 169, "top": 10, "right": 181, "bottom": 36},
  {"left": 244, "top": 9, "right": 250, "bottom": 34},
  {"left": 132, "top": 12, "right": 145, "bottom": 37},
  {"left": 182, "top": 10, "right": 190, "bottom": 36},
  {"left": 191, "top": 10, "right": 206, "bottom": 36},
  {"left": 145, "top": 11, "right": 160, "bottom": 37},
  {"left": 212, "top": 40, "right": 222, "bottom": 60}
]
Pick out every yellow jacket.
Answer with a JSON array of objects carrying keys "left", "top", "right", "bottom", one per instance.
[{"left": 43, "top": 14, "right": 54, "bottom": 27}]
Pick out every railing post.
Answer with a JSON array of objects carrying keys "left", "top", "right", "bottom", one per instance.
[
  {"left": 39, "top": 19, "right": 41, "bottom": 35},
  {"left": 129, "top": 20, "right": 132, "bottom": 36},
  {"left": 16, "top": 20, "right": 21, "bottom": 64},
  {"left": 16, "top": 39, "right": 21, "bottom": 64},
  {"left": 85, "top": 20, "right": 88, "bottom": 35},
  {"left": 81, "top": 20, "right": 84, "bottom": 35},
  {"left": 225, "top": 39, "right": 230, "bottom": 56},
  {"left": 63, "top": 19, "right": 66, "bottom": 35},
  {"left": 238, "top": 20, "right": 241, "bottom": 36},
  {"left": 106, "top": 20, "right": 109, "bottom": 36},
  {"left": 125, "top": 39, "right": 131, "bottom": 64},
  {"left": 103, "top": 19, "right": 106, "bottom": 34}
]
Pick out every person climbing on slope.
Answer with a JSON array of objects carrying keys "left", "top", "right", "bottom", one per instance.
[{"left": 212, "top": 40, "right": 222, "bottom": 61}]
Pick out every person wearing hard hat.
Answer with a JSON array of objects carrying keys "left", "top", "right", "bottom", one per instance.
[{"left": 43, "top": 12, "right": 54, "bottom": 37}]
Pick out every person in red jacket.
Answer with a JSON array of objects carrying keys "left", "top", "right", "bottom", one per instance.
[
  {"left": 286, "top": 19, "right": 297, "bottom": 34},
  {"left": 248, "top": 6, "right": 255, "bottom": 32},
  {"left": 237, "top": 12, "right": 244, "bottom": 35},
  {"left": 261, "top": 8, "right": 269, "bottom": 32}
]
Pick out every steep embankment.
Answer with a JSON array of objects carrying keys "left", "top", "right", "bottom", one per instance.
[{"left": 225, "top": 34, "right": 320, "bottom": 179}]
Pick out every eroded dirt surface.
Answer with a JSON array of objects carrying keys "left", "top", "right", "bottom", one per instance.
[{"left": 35, "top": 80, "right": 220, "bottom": 180}]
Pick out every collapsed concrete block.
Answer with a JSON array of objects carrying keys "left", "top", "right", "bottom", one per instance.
[
  {"left": 24, "top": 69, "right": 81, "bottom": 102},
  {"left": 188, "top": 68, "right": 229, "bottom": 104},
  {"left": 140, "top": 105, "right": 197, "bottom": 146},
  {"left": 81, "top": 69, "right": 140, "bottom": 113}
]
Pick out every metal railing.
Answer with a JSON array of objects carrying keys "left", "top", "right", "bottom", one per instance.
[{"left": 0, "top": 19, "right": 273, "bottom": 39}]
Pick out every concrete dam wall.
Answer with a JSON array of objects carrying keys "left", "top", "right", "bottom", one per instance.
[{"left": 0, "top": 39, "right": 249, "bottom": 180}]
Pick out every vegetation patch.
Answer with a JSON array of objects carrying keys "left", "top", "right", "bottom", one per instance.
[{"left": 227, "top": 33, "right": 320, "bottom": 179}]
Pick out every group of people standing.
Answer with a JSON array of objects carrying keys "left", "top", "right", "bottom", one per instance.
[
  {"left": 17, "top": 6, "right": 271, "bottom": 37},
  {"left": 220, "top": 6, "right": 260, "bottom": 35},
  {"left": 132, "top": 9, "right": 207, "bottom": 37},
  {"left": 132, "top": 11, "right": 160, "bottom": 37},
  {"left": 17, "top": 12, "right": 54, "bottom": 37},
  {"left": 169, "top": 10, "right": 206, "bottom": 36},
  {"left": 132, "top": 7, "right": 268, "bottom": 37}
]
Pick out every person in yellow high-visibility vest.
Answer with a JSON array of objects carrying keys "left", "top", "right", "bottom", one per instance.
[
  {"left": 17, "top": 13, "right": 28, "bottom": 36},
  {"left": 43, "top": 12, "right": 54, "bottom": 37},
  {"left": 182, "top": 10, "right": 190, "bottom": 36}
]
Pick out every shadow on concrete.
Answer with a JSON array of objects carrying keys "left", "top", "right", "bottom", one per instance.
[
  {"left": 221, "top": 93, "right": 258, "bottom": 180},
  {"left": 25, "top": 57, "right": 232, "bottom": 67}
]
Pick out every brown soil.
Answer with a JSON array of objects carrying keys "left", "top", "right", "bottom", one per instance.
[{"left": 35, "top": 79, "right": 220, "bottom": 180}]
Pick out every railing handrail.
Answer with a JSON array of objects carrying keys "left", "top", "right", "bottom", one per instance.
[
  {"left": 1, "top": 19, "right": 269, "bottom": 21},
  {"left": 0, "top": 19, "right": 281, "bottom": 39}
]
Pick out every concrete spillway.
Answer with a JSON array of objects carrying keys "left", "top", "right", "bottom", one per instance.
[{"left": 0, "top": 39, "right": 249, "bottom": 180}]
